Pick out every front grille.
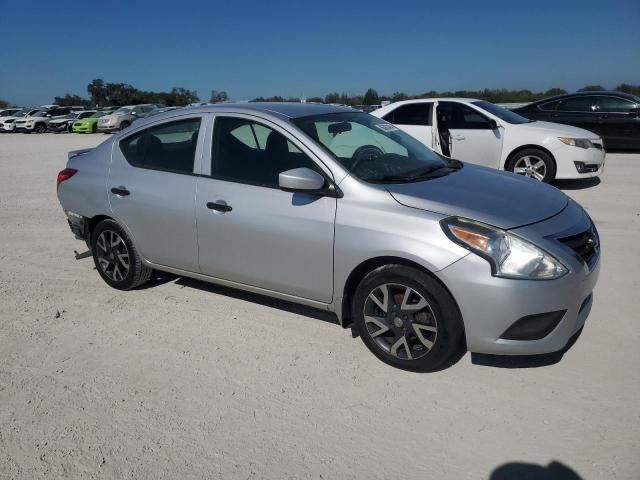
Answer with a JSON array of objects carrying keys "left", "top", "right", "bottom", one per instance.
[{"left": 558, "top": 227, "right": 599, "bottom": 268}]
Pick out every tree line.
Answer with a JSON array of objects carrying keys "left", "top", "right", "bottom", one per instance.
[{"left": 1, "top": 81, "right": 639, "bottom": 109}]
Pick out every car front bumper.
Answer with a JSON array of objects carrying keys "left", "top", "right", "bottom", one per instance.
[
  {"left": 435, "top": 200, "right": 600, "bottom": 355},
  {"left": 72, "top": 123, "right": 95, "bottom": 133},
  {"left": 48, "top": 123, "right": 70, "bottom": 132},
  {"left": 554, "top": 142, "right": 606, "bottom": 179},
  {"left": 14, "top": 123, "right": 35, "bottom": 132},
  {"left": 0, "top": 122, "right": 16, "bottom": 131},
  {"left": 97, "top": 124, "right": 119, "bottom": 132}
]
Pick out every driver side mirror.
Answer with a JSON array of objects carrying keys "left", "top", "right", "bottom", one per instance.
[
  {"left": 279, "top": 167, "right": 325, "bottom": 193},
  {"left": 489, "top": 119, "right": 499, "bottom": 130}
]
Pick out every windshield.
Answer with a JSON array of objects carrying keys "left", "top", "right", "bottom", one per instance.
[
  {"left": 472, "top": 101, "right": 531, "bottom": 124},
  {"left": 113, "top": 107, "right": 132, "bottom": 115},
  {"left": 91, "top": 111, "right": 106, "bottom": 118},
  {"left": 295, "top": 112, "right": 459, "bottom": 183},
  {"left": 32, "top": 111, "right": 48, "bottom": 117}
]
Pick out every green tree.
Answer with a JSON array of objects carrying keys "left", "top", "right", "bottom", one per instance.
[
  {"left": 614, "top": 84, "right": 640, "bottom": 96},
  {"left": 307, "top": 96, "right": 323, "bottom": 103},
  {"left": 363, "top": 88, "right": 379, "bottom": 105},
  {"left": 0, "top": 99, "right": 10, "bottom": 109},
  {"left": 53, "top": 94, "right": 93, "bottom": 107},
  {"left": 209, "top": 90, "right": 229, "bottom": 103},
  {"left": 578, "top": 85, "right": 606, "bottom": 92},
  {"left": 544, "top": 88, "right": 568, "bottom": 97},
  {"left": 391, "top": 91, "right": 409, "bottom": 102}
]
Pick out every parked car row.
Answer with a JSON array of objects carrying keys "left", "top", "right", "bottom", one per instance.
[
  {"left": 0, "top": 104, "right": 167, "bottom": 134},
  {"left": 372, "top": 98, "right": 606, "bottom": 183}
]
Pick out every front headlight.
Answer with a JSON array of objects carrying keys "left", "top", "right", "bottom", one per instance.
[
  {"left": 441, "top": 217, "right": 568, "bottom": 280},
  {"left": 558, "top": 137, "right": 593, "bottom": 149}
]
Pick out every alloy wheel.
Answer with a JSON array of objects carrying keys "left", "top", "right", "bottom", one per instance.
[
  {"left": 95, "top": 230, "right": 130, "bottom": 281},
  {"left": 513, "top": 155, "right": 547, "bottom": 181},
  {"left": 363, "top": 283, "right": 438, "bottom": 360}
]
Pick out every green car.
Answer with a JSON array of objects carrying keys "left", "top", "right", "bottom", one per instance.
[{"left": 72, "top": 109, "right": 117, "bottom": 133}]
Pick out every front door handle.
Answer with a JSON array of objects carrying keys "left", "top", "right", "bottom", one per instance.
[
  {"left": 206, "top": 201, "right": 232, "bottom": 213},
  {"left": 453, "top": 133, "right": 465, "bottom": 140},
  {"left": 111, "top": 186, "right": 130, "bottom": 196}
]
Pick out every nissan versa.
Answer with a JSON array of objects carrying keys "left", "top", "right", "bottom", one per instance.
[{"left": 56, "top": 103, "right": 600, "bottom": 371}]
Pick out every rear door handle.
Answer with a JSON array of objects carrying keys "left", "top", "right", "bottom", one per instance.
[
  {"left": 111, "top": 186, "right": 130, "bottom": 196},
  {"left": 206, "top": 201, "right": 232, "bottom": 213}
]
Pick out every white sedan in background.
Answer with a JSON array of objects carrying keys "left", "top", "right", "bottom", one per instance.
[{"left": 372, "top": 98, "right": 605, "bottom": 182}]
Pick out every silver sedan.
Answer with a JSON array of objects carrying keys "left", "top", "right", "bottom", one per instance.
[{"left": 56, "top": 103, "right": 600, "bottom": 371}]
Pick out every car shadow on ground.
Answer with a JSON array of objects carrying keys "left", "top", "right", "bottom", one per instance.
[
  {"left": 554, "top": 177, "right": 601, "bottom": 190},
  {"left": 490, "top": 460, "right": 582, "bottom": 479},
  {"left": 148, "top": 273, "right": 340, "bottom": 326},
  {"left": 471, "top": 327, "right": 583, "bottom": 369}
]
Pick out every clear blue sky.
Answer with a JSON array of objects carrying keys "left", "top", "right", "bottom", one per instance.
[{"left": 1, "top": 0, "right": 639, "bottom": 105}]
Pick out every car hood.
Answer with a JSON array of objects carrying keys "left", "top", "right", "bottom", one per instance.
[
  {"left": 385, "top": 164, "right": 568, "bottom": 230},
  {"left": 515, "top": 120, "right": 599, "bottom": 139}
]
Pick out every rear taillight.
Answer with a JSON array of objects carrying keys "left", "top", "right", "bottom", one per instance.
[{"left": 57, "top": 168, "right": 77, "bottom": 191}]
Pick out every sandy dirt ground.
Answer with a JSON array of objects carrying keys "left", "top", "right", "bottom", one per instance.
[{"left": 1, "top": 132, "right": 639, "bottom": 479}]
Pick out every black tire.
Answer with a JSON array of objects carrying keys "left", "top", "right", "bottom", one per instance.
[
  {"left": 352, "top": 265, "right": 465, "bottom": 372},
  {"left": 506, "top": 148, "right": 556, "bottom": 183},
  {"left": 34, "top": 123, "right": 47, "bottom": 134},
  {"left": 91, "top": 123, "right": 97, "bottom": 133},
  {"left": 120, "top": 121, "right": 130, "bottom": 131},
  {"left": 91, "top": 219, "right": 152, "bottom": 290}
]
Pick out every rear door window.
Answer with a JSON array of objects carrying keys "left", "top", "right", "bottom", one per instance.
[
  {"left": 120, "top": 118, "right": 201, "bottom": 174},
  {"left": 556, "top": 97, "right": 594, "bottom": 112},
  {"left": 384, "top": 103, "right": 432, "bottom": 126}
]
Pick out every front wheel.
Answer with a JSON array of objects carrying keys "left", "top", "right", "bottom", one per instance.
[
  {"left": 352, "top": 265, "right": 465, "bottom": 371},
  {"left": 91, "top": 220, "right": 152, "bottom": 290},
  {"left": 34, "top": 123, "right": 47, "bottom": 134},
  {"left": 506, "top": 149, "right": 556, "bottom": 183},
  {"left": 120, "top": 121, "right": 130, "bottom": 131}
]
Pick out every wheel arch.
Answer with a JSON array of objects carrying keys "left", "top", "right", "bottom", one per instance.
[
  {"left": 339, "top": 256, "right": 461, "bottom": 329},
  {"left": 504, "top": 144, "right": 557, "bottom": 171},
  {"left": 87, "top": 214, "right": 115, "bottom": 242}
]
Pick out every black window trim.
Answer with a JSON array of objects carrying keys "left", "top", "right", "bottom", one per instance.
[
  {"left": 118, "top": 115, "right": 204, "bottom": 176},
  {"left": 207, "top": 113, "right": 340, "bottom": 197}
]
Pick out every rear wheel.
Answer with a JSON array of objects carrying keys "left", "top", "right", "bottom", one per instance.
[
  {"left": 91, "top": 220, "right": 152, "bottom": 290},
  {"left": 353, "top": 265, "right": 465, "bottom": 371},
  {"left": 506, "top": 149, "right": 556, "bottom": 183}
]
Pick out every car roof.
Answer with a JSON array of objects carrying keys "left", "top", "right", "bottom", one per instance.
[
  {"left": 528, "top": 91, "right": 640, "bottom": 105},
  {"left": 189, "top": 102, "right": 357, "bottom": 119}
]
